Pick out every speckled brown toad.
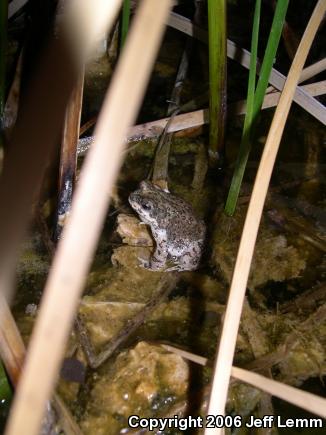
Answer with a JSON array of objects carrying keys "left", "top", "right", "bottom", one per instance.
[{"left": 128, "top": 181, "right": 205, "bottom": 271}]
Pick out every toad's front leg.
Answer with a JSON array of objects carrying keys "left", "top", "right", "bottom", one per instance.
[{"left": 148, "top": 229, "right": 168, "bottom": 271}]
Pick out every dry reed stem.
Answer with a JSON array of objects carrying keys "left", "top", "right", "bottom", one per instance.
[
  {"left": 266, "top": 57, "right": 326, "bottom": 93},
  {"left": 231, "top": 367, "right": 326, "bottom": 419},
  {"left": 0, "top": 293, "right": 82, "bottom": 433},
  {"left": 230, "top": 80, "right": 326, "bottom": 116},
  {"left": 8, "top": 0, "right": 28, "bottom": 18},
  {"left": 168, "top": 12, "right": 326, "bottom": 125},
  {"left": 59, "top": 73, "right": 84, "bottom": 186},
  {"left": 77, "top": 274, "right": 178, "bottom": 368},
  {"left": 77, "top": 37, "right": 325, "bottom": 154},
  {"left": 64, "top": 0, "right": 121, "bottom": 61},
  {"left": 77, "top": 79, "right": 325, "bottom": 157},
  {"left": 161, "top": 344, "right": 208, "bottom": 366},
  {"left": 163, "top": 345, "right": 326, "bottom": 419},
  {"left": 4, "top": 1, "right": 173, "bottom": 434},
  {"left": 297, "top": 57, "right": 326, "bottom": 83},
  {"left": 55, "top": 71, "right": 84, "bottom": 240},
  {"left": 52, "top": 394, "right": 83, "bottom": 435},
  {"left": 205, "top": 2, "right": 326, "bottom": 434},
  {"left": 123, "top": 80, "right": 325, "bottom": 144},
  {"left": 0, "top": 293, "right": 25, "bottom": 386}
]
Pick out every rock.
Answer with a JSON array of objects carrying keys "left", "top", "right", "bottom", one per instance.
[
  {"left": 80, "top": 342, "right": 189, "bottom": 434},
  {"left": 211, "top": 207, "right": 306, "bottom": 290}
]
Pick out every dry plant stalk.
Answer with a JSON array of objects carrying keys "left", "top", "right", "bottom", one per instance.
[
  {"left": 162, "top": 344, "right": 326, "bottom": 418},
  {"left": 4, "top": 1, "right": 173, "bottom": 435},
  {"left": 231, "top": 367, "right": 326, "bottom": 419},
  {"left": 55, "top": 71, "right": 84, "bottom": 240},
  {"left": 297, "top": 57, "right": 326, "bottom": 83},
  {"left": 161, "top": 344, "right": 208, "bottom": 366},
  {"left": 64, "top": 0, "right": 122, "bottom": 60},
  {"left": 8, "top": 0, "right": 28, "bottom": 18},
  {"left": 0, "top": 295, "right": 81, "bottom": 434},
  {"left": 205, "top": 1, "right": 326, "bottom": 433},
  {"left": 78, "top": 77, "right": 325, "bottom": 158},
  {"left": 127, "top": 80, "right": 325, "bottom": 140},
  {"left": 266, "top": 57, "right": 326, "bottom": 93},
  {"left": 168, "top": 12, "right": 326, "bottom": 125},
  {"left": 0, "top": 293, "right": 25, "bottom": 386},
  {"left": 78, "top": 79, "right": 325, "bottom": 153},
  {"left": 0, "top": 1, "right": 123, "bottom": 316},
  {"left": 230, "top": 80, "right": 326, "bottom": 116},
  {"left": 152, "top": 40, "right": 192, "bottom": 189},
  {"left": 77, "top": 273, "right": 178, "bottom": 368}
]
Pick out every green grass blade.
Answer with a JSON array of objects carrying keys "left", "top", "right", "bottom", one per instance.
[
  {"left": 225, "top": 0, "right": 261, "bottom": 215},
  {"left": 253, "top": 0, "right": 290, "bottom": 119},
  {"left": 244, "top": 0, "right": 261, "bottom": 130},
  {"left": 0, "top": 361, "right": 11, "bottom": 432},
  {"left": 208, "top": 0, "right": 227, "bottom": 164},
  {"left": 0, "top": 360, "right": 11, "bottom": 402},
  {"left": 225, "top": 0, "right": 289, "bottom": 215},
  {"left": 120, "top": 0, "right": 131, "bottom": 49}
]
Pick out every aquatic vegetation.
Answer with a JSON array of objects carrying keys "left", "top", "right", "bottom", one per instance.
[
  {"left": 0, "top": 1, "right": 325, "bottom": 433},
  {"left": 120, "top": 0, "right": 131, "bottom": 49},
  {"left": 225, "top": 0, "right": 290, "bottom": 215}
]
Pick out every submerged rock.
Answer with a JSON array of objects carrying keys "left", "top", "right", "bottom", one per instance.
[
  {"left": 211, "top": 206, "right": 306, "bottom": 290},
  {"left": 116, "top": 213, "right": 153, "bottom": 247},
  {"left": 80, "top": 342, "right": 189, "bottom": 435}
]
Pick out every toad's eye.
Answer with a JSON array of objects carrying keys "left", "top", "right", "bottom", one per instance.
[{"left": 142, "top": 202, "right": 152, "bottom": 211}]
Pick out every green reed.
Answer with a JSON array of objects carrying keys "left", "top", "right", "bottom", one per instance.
[
  {"left": 120, "top": 0, "right": 131, "bottom": 49},
  {"left": 225, "top": 0, "right": 289, "bottom": 215}
]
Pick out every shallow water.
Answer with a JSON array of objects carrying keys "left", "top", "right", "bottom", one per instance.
[{"left": 2, "top": 2, "right": 326, "bottom": 433}]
